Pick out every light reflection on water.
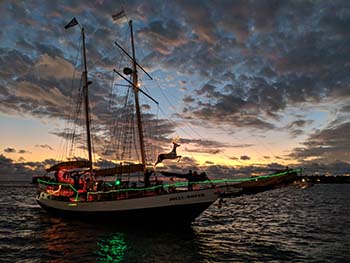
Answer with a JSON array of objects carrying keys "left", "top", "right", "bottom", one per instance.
[
  {"left": 96, "top": 233, "right": 127, "bottom": 263},
  {"left": 0, "top": 183, "right": 350, "bottom": 262}
]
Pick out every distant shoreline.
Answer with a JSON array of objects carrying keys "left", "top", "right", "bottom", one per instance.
[{"left": 300, "top": 175, "right": 350, "bottom": 184}]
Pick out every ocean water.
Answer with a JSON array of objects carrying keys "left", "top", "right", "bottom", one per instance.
[{"left": 0, "top": 182, "right": 349, "bottom": 263}]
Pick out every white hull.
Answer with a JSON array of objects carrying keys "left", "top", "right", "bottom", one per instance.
[{"left": 36, "top": 186, "right": 239, "bottom": 223}]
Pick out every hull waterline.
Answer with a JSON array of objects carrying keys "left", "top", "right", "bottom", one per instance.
[{"left": 36, "top": 186, "right": 237, "bottom": 223}]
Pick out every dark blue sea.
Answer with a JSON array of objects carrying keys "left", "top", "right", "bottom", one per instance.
[{"left": 0, "top": 182, "right": 349, "bottom": 262}]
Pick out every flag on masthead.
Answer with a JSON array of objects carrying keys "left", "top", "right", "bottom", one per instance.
[
  {"left": 112, "top": 10, "right": 126, "bottom": 21},
  {"left": 64, "top": 17, "right": 79, "bottom": 29}
]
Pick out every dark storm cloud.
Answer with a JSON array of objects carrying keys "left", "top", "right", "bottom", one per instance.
[
  {"left": 339, "top": 105, "right": 350, "bottom": 113},
  {"left": 0, "top": 154, "right": 37, "bottom": 180},
  {"left": 285, "top": 119, "right": 313, "bottom": 138},
  {"left": 138, "top": 19, "right": 187, "bottom": 55},
  {"left": 1, "top": 0, "right": 350, "bottom": 166},
  {"left": 182, "top": 80, "right": 276, "bottom": 130},
  {"left": 202, "top": 165, "right": 236, "bottom": 179},
  {"left": 289, "top": 121, "right": 350, "bottom": 163},
  {"left": 0, "top": 49, "right": 34, "bottom": 80},
  {"left": 162, "top": 1, "right": 350, "bottom": 135},
  {"left": 287, "top": 120, "right": 310, "bottom": 129},
  {"left": 0, "top": 1, "right": 182, "bottom": 164}
]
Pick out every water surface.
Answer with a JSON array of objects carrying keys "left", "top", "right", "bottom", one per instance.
[{"left": 0, "top": 182, "right": 349, "bottom": 262}]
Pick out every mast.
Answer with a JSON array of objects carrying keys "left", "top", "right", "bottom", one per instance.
[
  {"left": 81, "top": 27, "right": 93, "bottom": 171},
  {"left": 129, "top": 20, "right": 146, "bottom": 168}
]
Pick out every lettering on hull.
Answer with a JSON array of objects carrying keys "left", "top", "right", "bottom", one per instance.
[{"left": 169, "top": 193, "right": 205, "bottom": 201}]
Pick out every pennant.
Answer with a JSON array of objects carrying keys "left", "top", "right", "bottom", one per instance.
[
  {"left": 112, "top": 10, "right": 125, "bottom": 21},
  {"left": 64, "top": 17, "right": 79, "bottom": 29}
]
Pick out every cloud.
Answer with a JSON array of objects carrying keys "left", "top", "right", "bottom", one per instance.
[
  {"left": 185, "top": 147, "right": 221, "bottom": 155},
  {"left": 35, "top": 144, "right": 54, "bottom": 151},
  {"left": 3, "top": 148, "right": 31, "bottom": 154},
  {"left": 4, "top": 148, "right": 16, "bottom": 153},
  {"left": 287, "top": 120, "right": 311, "bottom": 129},
  {"left": 0, "top": 154, "right": 37, "bottom": 180},
  {"left": 339, "top": 105, "right": 350, "bottom": 113},
  {"left": 1, "top": 1, "right": 350, "bottom": 166},
  {"left": 178, "top": 138, "right": 247, "bottom": 155},
  {"left": 9, "top": 81, "right": 69, "bottom": 109},
  {"left": 182, "top": 81, "right": 277, "bottom": 130},
  {"left": 0, "top": 152, "right": 347, "bottom": 182},
  {"left": 240, "top": 155, "right": 251, "bottom": 161},
  {"left": 138, "top": 19, "right": 188, "bottom": 55},
  {"left": 18, "top": 149, "right": 31, "bottom": 154},
  {"left": 301, "top": 161, "right": 350, "bottom": 176},
  {"left": 169, "top": 1, "right": 350, "bottom": 137},
  {"left": 231, "top": 143, "right": 254, "bottom": 148},
  {"left": 285, "top": 119, "right": 314, "bottom": 138},
  {"left": 289, "top": 121, "right": 350, "bottom": 163},
  {"left": 33, "top": 54, "right": 75, "bottom": 79}
]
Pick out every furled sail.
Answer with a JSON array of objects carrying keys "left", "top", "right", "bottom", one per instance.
[
  {"left": 45, "top": 160, "right": 91, "bottom": 172},
  {"left": 94, "top": 163, "right": 145, "bottom": 176}
]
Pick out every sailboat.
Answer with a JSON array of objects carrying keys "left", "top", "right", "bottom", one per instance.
[{"left": 36, "top": 17, "right": 241, "bottom": 223}]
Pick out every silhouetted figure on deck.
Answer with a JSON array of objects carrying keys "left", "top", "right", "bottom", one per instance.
[
  {"left": 159, "top": 170, "right": 212, "bottom": 190},
  {"left": 188, "top": 171, "right": 212, "bottom": 190},
  {"left": 188, "top": 170, "right": 193, "bottom": 190},
  {"left": 144, "top": 169, "right": 153, "bottom": 187},
  {"left": 72, "top": 173, "right": 81, "bottom": 190}
]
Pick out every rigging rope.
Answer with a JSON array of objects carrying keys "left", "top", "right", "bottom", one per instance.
[{"left": 56, "top": 36, "right": 83, "bottom": 162}]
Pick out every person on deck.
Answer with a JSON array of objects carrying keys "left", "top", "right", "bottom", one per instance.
[
  {"left": 144, "top": 169, "right": 153, "bottom": 187},
  {"left": 188, "top": 170, "right": 193, "bottom": 191},
  {"left": 168, "top": 177, "right": 176, "bottom": 193}
]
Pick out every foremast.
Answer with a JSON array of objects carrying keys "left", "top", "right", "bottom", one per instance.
[
  {"left": 81, "top": 27, "right": 93, "bottom": 172},
  {"left": 63, "top": 18, "right": 93, "bottom": 172}
]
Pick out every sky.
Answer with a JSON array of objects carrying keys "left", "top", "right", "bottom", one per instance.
[{"left": 1, "top": 0, "right": 350, "bottom": 180}]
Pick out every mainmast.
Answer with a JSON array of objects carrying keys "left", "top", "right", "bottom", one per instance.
[
  {"left": 129, "top": 20, "right": 146, "bottom": 168},
  {"left": 81, "top": 27, "right": 93, "bottom": 171}
]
